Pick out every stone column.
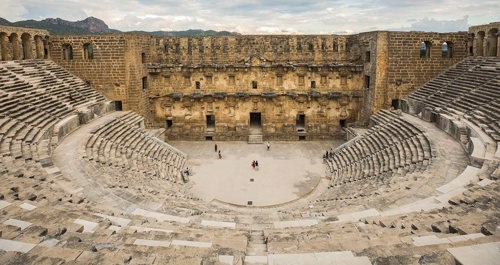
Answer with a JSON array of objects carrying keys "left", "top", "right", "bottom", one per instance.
[
  {"left": 475, "top": 35, "right": 484, "bottom": 56},
  {"left": 497, "top": 33, "right": 500, "bottom": 57}
]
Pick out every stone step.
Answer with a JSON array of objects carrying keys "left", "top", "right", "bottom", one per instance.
[
  {"left": 246, "top": 243, "right": 267, "bottom": 256},
  {"left": 246, "top": 230, "right": 267, "bottom": 256},
  {"left": 248, "top": 135, "right": 263, "bottom": 144}
]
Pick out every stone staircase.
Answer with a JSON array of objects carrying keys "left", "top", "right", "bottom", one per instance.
[
  {"left": 244, "top": 230, "right": 267, "bottom": 264},
  {"left": 248, "top": 134, "right": 263, "bottom": 144}
]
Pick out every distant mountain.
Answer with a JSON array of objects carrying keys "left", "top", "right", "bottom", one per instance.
[
  {"left": 0, "top": 16, "right": 118, "bottom": 35},
  {"left": 0, "top": 17, "right": 240, "bottom": 36},
  {"left": 0, "top": 17, "right": 11, "bottom": 25}
]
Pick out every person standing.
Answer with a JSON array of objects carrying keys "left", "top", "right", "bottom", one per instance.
[
  {"left": 266, "top": 141, "right": 271, "bottom": 151},
  {"left": 215, "top": 143, "right": 218, "bottom": 152},
  {"left": 252, "top": 160, "right": 256, "bottom": 169},
  {"left": 218, "top": 150, "right": 222, "bottom": 159}
]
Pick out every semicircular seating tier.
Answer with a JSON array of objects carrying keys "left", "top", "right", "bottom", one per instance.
[
  {"left": 84, "top": 111, "right": 187, "bottom": 183},
  {"left": 325, "top": 109, "right": 433, "bottom": 188},
  {"left": 403, "top": 56, "right": 500, "bottom": 143},
  {"left": 0, "top": 59, "right": 109, "bottom": 169},
  {"left": 0, "top": 59, "right": 499, "bottom": 264}
]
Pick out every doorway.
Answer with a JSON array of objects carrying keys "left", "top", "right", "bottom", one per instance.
[
  {"left": 114, "top": 101, "right": 122, "bottom": 111},
  {"left": 250, "top": 112, "right": 262, "bottom": 133},
  {"left": 391, "top": 99, "right": 400, "bottom": 110},
  {"left": 296, "top": 114, "right": 305, "bottom": 131},
  {"left": 339, "top": 119, "right": 346, "bottom": 128},
  {"left": 206, "top": 115, "right": 215, "bottom": 131},
  {"left": 166, "top": 119, "right": 173, "bottom": 129}
]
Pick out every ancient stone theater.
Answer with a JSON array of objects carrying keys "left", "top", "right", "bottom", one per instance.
[{"left": 0, "top": 21, "right": 499, "bottom": 264}]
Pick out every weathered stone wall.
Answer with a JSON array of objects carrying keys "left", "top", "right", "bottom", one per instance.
[
  {"left": 148, "top": 62, "right": 364, "bottom": 140},
  {"left": 154, "top": 35, "right": 359, "bottom": 64},
  {"left": 123, "top": 34, "right": 155, "bottom": 122},
  {"left": 145, "top": 35, "right": 366, "bottom": 140},
  {"left": 0, "top": 25, "right": 49, "bottom": 61},
  {"left": 50, "top": 35, "right": 128, "bottom": 104},
  {"left": 362, "top": 31, "right": 468, "bottom": 112},
  {"left": 47, "top": 30, "right": 471, "bottom": 140}
]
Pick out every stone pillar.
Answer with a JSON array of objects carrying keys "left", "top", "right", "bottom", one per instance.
[
  {"left": 497, "top": 33, "right": 500, "bottom": 57},
  {"left": 475, "top": 35, "right": 484, "bottom": 56},
  {"left": 35, "top": 35, "right": 44, "bottom": 59},
  {"left": 0, "top": 33, "right": 9, "bottom": 61},
  {"left": 10, "top": 34, "right": 21, "bottom": 60}
]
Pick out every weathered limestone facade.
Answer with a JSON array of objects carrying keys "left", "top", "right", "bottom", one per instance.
[
  {"left": 360, "top": 31, "right": 469, "bottom": 113},
  {"left": 0, "top": 26, "right": 50, "bottom": 61},
  {"left": 45, "top": 24, "right": 494, "bottom": 141},
  {"left": 147, "top": 35, "right": 365, "bottom": 140},
  {"left": 49, "top": 34, "right": 155, "bottom": 117}
]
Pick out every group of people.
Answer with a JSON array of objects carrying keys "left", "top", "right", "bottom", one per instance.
[
  {"left": 251, "top": 160, "right": 259, "bottom": 169},
  {"left": 215, "top": 143, "right": 222, "bottom": 159},
  {"left": 323, "top": 147, "right": 335, "bottom": 161},
  {"left": 213, "top": 142, "right": 272, "bottom": 168}
]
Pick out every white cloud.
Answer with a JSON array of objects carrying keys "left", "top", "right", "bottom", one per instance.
[
  {"left": 400, "top": 16, "right": 470, "bottom": 32},
  {"left": 0, "top": 0, "right": 29, "bottom": 21},
  {"left": 4, "top": 0, "right": 500, "bottom": 34}
]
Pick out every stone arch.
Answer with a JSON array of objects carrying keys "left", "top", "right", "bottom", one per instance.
[
  {"left": 34, "top": 35, "right": 44, "bottom": 59},
  {"left": 83, "top": 43, "right": 94, "bottom": 60},
  {"left": 468, "top": 33, "right": 475, "bottom": 56},
  {"left": 441, "top": 41, "right": 453, "bottom": 58},
  {"left": 62, "top": 43, "right": 73, "bottom": 60},
  {"left": 486, "top": 28, "right": 498, "bottom": 56},
  {"left": 9, "top": 33, "right": 21, "bottom": 60},
  {"left": 0, "top": 32, "right": 9, "bottom": 61},
  {"left": 419, "top": 41, "right": 431, "bottom": 58},
  {"left": 476, "top": 31, "right": 485, "bottom": 56},
  {"left": 21, "top": 33, "right": 33, "bottom": 59}
]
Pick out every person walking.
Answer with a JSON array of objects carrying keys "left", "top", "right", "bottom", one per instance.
[
  {"left": 215, "top": 143, "right": 218, "bottom": 152},
  {"left": 218, "top": 150, "right": 222, "bottom": 159},
  {"left": 266, "top": 141, "right": 271, "bottom": 151},
  {"left": 252, "top": 160, "right": 256, "bottom": 169}
]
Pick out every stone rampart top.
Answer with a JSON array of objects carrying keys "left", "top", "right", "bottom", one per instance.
[{"left": 0, "top": 25, "right": 49, "bottom": 36}]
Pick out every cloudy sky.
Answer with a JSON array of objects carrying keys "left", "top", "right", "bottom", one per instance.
[{"left": 2, "top": 0, "right": 499, "bottom": 34}]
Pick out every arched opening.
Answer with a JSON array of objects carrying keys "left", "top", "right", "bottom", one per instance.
[
  {"left": 34, "top": 35, "right": 44, "bottom": 59},
  {"left": 307, "top": 42, "right": 314, "bottom": 52},
  {"left": 62, "top": 43, "right": 73, "bottom": 60},
  {"left": 441, "top": 41, "right": 453, "bottom": 58},
  {"left": 419, "top": 41, "right": 431, "bottom": 58},
  {"left": 21, "top": 33, "right": 33, "bottom": 59},
  {"left": 9, "top": 33, "right": 20, "bottom": 60},
  {"left": 476, "top": 31, "right": 485, "bottom": 56},
  {"left": 83, "top": 43, "right": 94, "bottom": 60},
  {"left": 486, "top": 28, "right": 498, "bottom": 56},
  {"left": 468, "top": 33, "right": 475, "bottom": 56},
  {"left": 297, "top": 42, "right": 302, "bottom": 52},
  {"left": 0, "top": 32, "right": 9, "bottom": 61}
]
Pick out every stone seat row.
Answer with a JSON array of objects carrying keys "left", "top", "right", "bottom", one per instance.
[
  {"left": 0, "top": 60, "right": 116, "bottom": 171},
  {"left": 0, "top": 60, "right": 106, "bottom": 110},
  {"left": 408, "top": 57, "right": 500, "bottom": 104},
  {"left": 84, "top": 112, "right": 187, "bottom": 183},
  {"left": 405, "top": 57, "right": 500, "bottom": 141},
  {"left": 327, "top": 111, "right": 432, "bottom": 188}
]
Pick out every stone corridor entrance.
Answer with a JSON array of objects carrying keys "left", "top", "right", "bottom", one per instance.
[
  {"left": 206, "top": 114, "right": 215, "bottom": 131},
  {"left": 249, "top": 112, "right": 262, "bottom": 134}
]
